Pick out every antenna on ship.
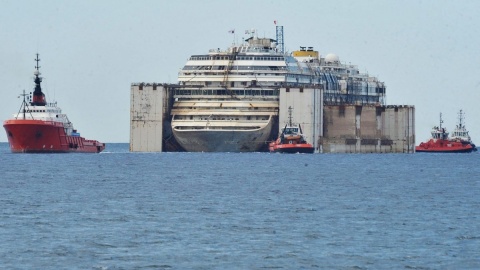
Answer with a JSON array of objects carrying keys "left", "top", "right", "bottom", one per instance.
[
  {"left": 228, "top": 29, "right": 236, "bottom": 45},
  {"left": 16, "top": 89, "right": 33, "bottom": 120},
  {"left": 288, "top": 106, "right": 293, "bottom": 126},
  {"left": 32, "top": 53, "right": 46, "bottom": 106},
  {"left": 439, "top": 112, "right": 443, "bottom": 129},
  {"left": 457, "top": 109, "right": 464, "bottom": 128},
  {"left": 275, "top": 20, "right": 284, "bottom": 54},
  {"left": 438, "top": 112, "right": 448, "bottom": 140},
  {"left": 35, "top": 53, "right": 40, "bottom": 71}
]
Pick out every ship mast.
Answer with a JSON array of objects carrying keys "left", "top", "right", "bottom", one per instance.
[
  {"left": 439, "top": 112, "right": 443, "bottom": 130},
  {"left": 438, "top": 112, "right": 448, "bottom": 140},
  {"left": 15, "top": 90, "right": 33, "bottom": 120},
  {"left": 457, "top": 109, "right": 465, "bottom": 129},
  {"left": 31, "top": 53, "right": 46, "bottom": 106},
  {"left": 288, "top": 106, "right": 293, "bottom": 126}
]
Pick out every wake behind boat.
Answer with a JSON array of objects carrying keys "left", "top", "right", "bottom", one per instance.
[{"left": 3, "top": 54, "right": 105, "bottom": 153}]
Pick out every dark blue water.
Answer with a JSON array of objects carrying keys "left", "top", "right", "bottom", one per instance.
[{"left": 1, "top": 142, "right": 479, "bottom": 269}]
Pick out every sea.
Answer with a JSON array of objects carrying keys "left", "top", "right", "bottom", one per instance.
[{"left": 0, "top": 142, "right": 479, "bottom": 269}]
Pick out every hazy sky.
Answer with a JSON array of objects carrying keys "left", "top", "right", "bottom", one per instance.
[{"left": 1, "top": 0, "right": 479, "bottom": 143}]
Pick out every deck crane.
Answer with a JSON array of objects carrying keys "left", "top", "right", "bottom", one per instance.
[{"left": 221, "top": 47, "right": 239, "bottom": 98}]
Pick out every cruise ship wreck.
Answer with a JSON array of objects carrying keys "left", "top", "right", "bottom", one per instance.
[
  {"left": 130, "top": 26, "right": 415, "bottom": 153},
  {"left": 170, "top": 30, "right": 385, "bottom": 152}
]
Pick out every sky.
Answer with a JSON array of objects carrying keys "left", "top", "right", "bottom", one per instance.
[{"left": 1, "top": 0, "right": 479, "bottom": 143}]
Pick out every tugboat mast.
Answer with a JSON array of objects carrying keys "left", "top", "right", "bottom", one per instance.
[
  {"left": 31, "top": 53, "right": 46, "bottom": 106},
  {"left": 288, "top": 106, "right": 293, "bottom": 126},
  {"left": 439, "top": 112, "right": 443, "bottom": 130},
  {"left": 457, "top": 109, "right": 465, "bottom": 129},
  {"left": 16, "top": 89, "right": 32, "bottom": 120}
]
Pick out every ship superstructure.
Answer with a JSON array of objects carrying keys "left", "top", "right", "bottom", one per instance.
[
  {"left": 450, "top": 110, "right": 476, "bottom": 150},
  {"left": 292, "top": 47, "right": 386, "bottom": 105},
  {"left": 171, "top": 28, "right": 386, "bottom": 152}
]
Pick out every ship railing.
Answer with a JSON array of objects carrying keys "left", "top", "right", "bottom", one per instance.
[{"left": 174, "top": 88, "right": 280, "bottom": 97}]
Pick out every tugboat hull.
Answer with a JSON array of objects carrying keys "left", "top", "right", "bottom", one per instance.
[
  {"left": 415, "top": 140, "right": 473, "bottom": 153},
  {"left": 415, "top": 148, "right": 473, "bottom": 153},
  {"left": 4, "top": 119, "right": 104, "bottom": 153},
  {"left": 270, "top": 144, "right": 315, "bottom": 154}
]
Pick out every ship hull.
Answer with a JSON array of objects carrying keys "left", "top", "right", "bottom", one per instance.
[
  {"left": 269, "top": 144, "right": 315, "bottom": 154},
  {"left": 172, "top": 119, "right": 273, "bottom": 152},
  {"left": 415, "top": 139, "right": 473, "bottom": 153},
  {"left": 3, "top": 119, "right": 105, "bottom": 153},
  {"left": 415, "top": 148, "right": 473, "bottom": 153}
]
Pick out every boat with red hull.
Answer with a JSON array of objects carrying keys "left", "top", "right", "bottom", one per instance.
[
  {"left": 415, "top": 113, "right": 473, "bottom": 153},
  {"left": 269, "top": 106, "right": 314, "bottom": 154},
  {"left": 3, "top": 54, "right": 105, "bottom": 153}
]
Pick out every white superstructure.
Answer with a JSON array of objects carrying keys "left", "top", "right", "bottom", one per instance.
[
  {"left": 14, "top": 101, "right": 77, "bottom": 136},
  {"left": 450, "top": 109, "right": 476, "bottom": 150}
]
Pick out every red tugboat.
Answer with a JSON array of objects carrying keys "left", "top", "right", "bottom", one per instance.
[
  {"left": 269, "top": 106, "right": 314, "bottom": 154},
  {"left": 3, "top": 54, "right": 105, "bottom": 153},
  {"left": 415, "top": 113, "right": 473, "bottom": 153}
]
